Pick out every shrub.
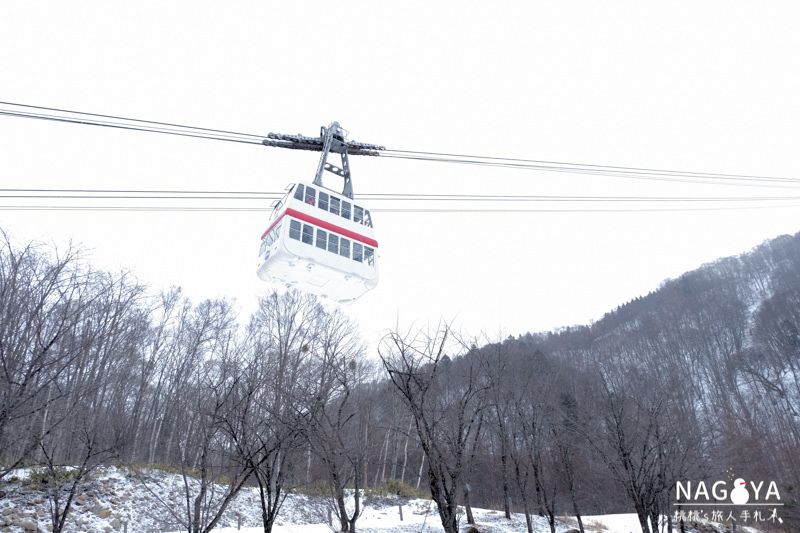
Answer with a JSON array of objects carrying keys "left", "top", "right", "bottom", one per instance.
[
  {"left": 291, "top": 480, "right": 333, "bottom": 498},
  {"left": 364, "top": 479, "right": 430, "bottom": 506},
  {"left": 24, "top": 467, "right": 82, "bottom": 489}
]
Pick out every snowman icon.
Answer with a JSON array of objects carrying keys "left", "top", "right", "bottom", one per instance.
[{"left": 730, "top": 478, "right": 749, "bottom": 505}]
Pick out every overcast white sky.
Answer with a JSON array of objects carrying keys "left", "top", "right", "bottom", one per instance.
[{"left": 2, "top": 1, "right": 800, "bottom": 349}]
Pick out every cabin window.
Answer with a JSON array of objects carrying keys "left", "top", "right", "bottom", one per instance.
[
  {"left": 302, "top": 224, "right": 314, "bottom": 244},
  {"left": 304, "top": 186, "right": 316, "bottom": 206},
  {"left": 293, "top": 184, "right": 304, "bottom": 201},
  {"left": 265, "top": 221, "right": 282, "bottom": 247},
  {"left": 329, "top": 196, "right": 341, "bottom": 216},
  {"left": 259, "top": 239, "right": 268, "bottom": 257},
  {"left": 289, "top": 220, "right": 301, "bottom": 240},
  {"left": 328, "top": 234, "right": 339, "bottom": 255},
  {"left": 316, "top": 229, "right": 328, "bottom": 249},
  {"left": 289, "top": 218, "right": 373, "bottom": 267},
  {"left": 318, "top": 191, "right": 329, "bottom": 211},
  {"left": 341, "top": 201, "right": 351, "bottom": 220},
  {"left": 354, "top": 206, "right": 373, "bottom": 227},
  {"left": 273, "top": 222, "right": 282, "bottom": 244}
]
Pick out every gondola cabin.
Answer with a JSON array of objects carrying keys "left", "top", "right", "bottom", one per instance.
[{"left": 257, "top": 181, "right": 378, "bottom": 303}]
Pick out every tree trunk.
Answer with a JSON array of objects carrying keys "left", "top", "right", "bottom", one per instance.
[
  {"left": 416, "top": 454, "right": 425, "bottom": 489},
  {"left": 464, "top": 484, "right": 475, "bottom": 525},
  {"left": 400, "top": 420, "right": 412, "bottom": 484},
  {"left": 501, "top": 445, "right": 512, "bottom": 519}
]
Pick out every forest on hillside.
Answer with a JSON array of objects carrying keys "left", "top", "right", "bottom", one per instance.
[{"left": 1, "top": 230, "right": 799, "bottom": 533}]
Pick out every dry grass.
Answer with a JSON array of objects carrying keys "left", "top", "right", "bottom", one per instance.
[
  {"left": 585, "top": 519, "right": 609, "bottom": 531},
  {"left": 560, "top": 516, "right": 610, "bottom": 531}
]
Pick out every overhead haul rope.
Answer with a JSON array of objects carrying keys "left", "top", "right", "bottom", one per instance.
[
  {"left": 2, "top": 101, "right": 800, "bottom": 214},
  {"left": 0, "top": 102, "right": 265, "bottom": 145},
  {"left": 3, "top": 188, "right": 800, "bottom": 203},
  {"left": 377, "top": 149, "right": 800, "bottom": 188},
  {"left": 3, "top": 101, "right": 800, "bottom": 186}
]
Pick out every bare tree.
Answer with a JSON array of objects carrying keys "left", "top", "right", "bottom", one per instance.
[
  {"left": 46, "top": 268, "right": 148, "bottom": 464},
  {"left": 134, "top": 297, "right": 252, "bottom": 533},
  {"left": 222, "top": 290, "right": 329, "bottom": 533},
  {"left": 498, "top": 346, "right": 563, "bottom": 533},
  {"left": 379, "top": 325, "right": 487, "bottom": 533},
  {"left": 305, "top": 299, "right": 372, "bottom": 533},
  {"left": 37, "top": 407, "right": 121, "bottom": 533},
  {"left": 0, "top": 235, "right": 98, "bottom": 477},
  {"left": 126, "top": 286, "right": 184, "bottom": 465},
  {"left": 31, "top": 267, "right": 146, "bottom": 533},
  {"left": 580, "top": 358, "right": 699, "bottom": 533}
]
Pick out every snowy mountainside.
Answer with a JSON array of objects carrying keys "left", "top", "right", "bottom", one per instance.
[{"left": 0, "top": 467, "right": 653, "bottom": 533}]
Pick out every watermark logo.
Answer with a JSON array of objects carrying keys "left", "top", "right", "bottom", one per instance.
[
  {"left": 675, "top": 478, "right": 781, "bottom": 505},
  {"left": 673, "top": 476, "right": 784, "bottom": 525}
]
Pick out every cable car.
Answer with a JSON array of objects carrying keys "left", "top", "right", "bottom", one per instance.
[
  {"left": 256, "top": 122, "right": 381, "bottom": 303},
  {"left": 256, "top": 181, "right": 378, "bottom": 303}
]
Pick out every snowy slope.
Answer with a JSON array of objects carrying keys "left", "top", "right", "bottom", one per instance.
[{"left": 0, "top": 467, "right": 666, "bottom": 533}]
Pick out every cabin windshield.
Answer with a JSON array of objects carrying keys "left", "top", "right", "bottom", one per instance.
[
  {"left": 259, "top": 221, "right": 283, "bottom": 257},
  {"left": 271, "top": 185, "right": 297, "bottom": 220}
]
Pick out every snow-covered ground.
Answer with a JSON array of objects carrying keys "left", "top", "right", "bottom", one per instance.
[{"left": 0, "top": 467, "right": 669, "bottom": 533}]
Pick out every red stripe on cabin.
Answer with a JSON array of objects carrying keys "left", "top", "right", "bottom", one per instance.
[{"left": 261, "top": 208, "right": 379, "bottom": 248}]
